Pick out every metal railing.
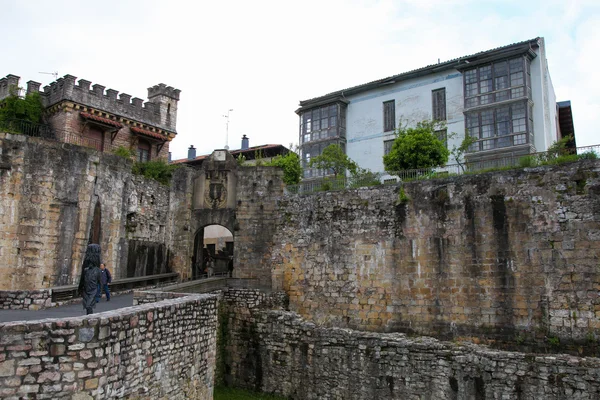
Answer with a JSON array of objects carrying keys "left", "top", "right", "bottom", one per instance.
[
  {"left": 0, "top": 119, "right": 55, "bottom": 139},
  {"left": 1, "top": 119, "right": 111, "bottom": 153},
  {"left": 286, "top": 144, "right": 600, "bottom": 195}
]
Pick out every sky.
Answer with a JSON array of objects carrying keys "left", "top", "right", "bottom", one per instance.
[{"left": 2, "top": 0, "right": 599, "bottom": 159}]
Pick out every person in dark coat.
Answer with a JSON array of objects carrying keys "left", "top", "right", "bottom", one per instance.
[
  {"left": 78, "top": 244, "right": 102, "bottom": 315},
  {"left": 95, "top": 263, "right": 112, "bottom": 303}
]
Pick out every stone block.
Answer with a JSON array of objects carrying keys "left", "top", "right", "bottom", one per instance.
[{"left": 0, "top": 359, "right": 15, "bottom": 377}]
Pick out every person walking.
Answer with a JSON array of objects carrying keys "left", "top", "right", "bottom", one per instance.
[
  {"left": 95, "top": 263, "right": 112, "bottom": 303},
  {"left": 78, "top": 244, "right": 102, "bottom": 315}
]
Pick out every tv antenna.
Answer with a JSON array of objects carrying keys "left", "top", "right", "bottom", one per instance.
[
  {"left": 39, "top": 71, "right": 59, "bottom": 80},
  {"left": 222, "top": 109, "right": 233, "bottom": 150}
]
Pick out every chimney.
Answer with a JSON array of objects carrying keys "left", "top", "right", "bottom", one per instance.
[
  {"left": 241, "top": 134, "right": 249, "bottom": 150},
  {"left": 187, "top": 145, "right": 196, "bottom": 160}
]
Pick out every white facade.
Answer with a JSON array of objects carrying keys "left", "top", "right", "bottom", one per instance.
[
  {"left": 297, "top": 38, "right": 561, "bottom": 177},
  {"left": 345, "top": 69, "right": 465, "bottom": 173}
]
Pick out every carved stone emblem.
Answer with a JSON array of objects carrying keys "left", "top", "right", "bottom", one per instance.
[{"left": 205, "top": 181, "right": 227, "bottom": 209}]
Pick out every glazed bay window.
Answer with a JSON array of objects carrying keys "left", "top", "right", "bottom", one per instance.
[
  {"left": 300, "top": 104, "right": 339, "bottom": 144},
  {"left": 464, "top": 57, "right": 530, "bottom": 109},
  {"left": 466, "top": 101, "right": 529, "bottom": 152}
]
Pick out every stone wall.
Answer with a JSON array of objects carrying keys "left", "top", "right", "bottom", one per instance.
[
  {"left": 271, "top": 161, "right": 600, "bottom": 347},
  {"left": 234, "top": 167, "right": 285, "bottom": 286},
  {"left": 0, "top": 293, "right": 218, "bottom": 399},
  {"left": 218, "top": 289, "right": 288, "bottom": 388},
  {"left": 248, "top": 310, "right": 600, "bottom": 400},
  {"left": 0, "top": 133, "right": 195, "bottom": 290},
  {"left": 132, "top": 290, "right": 189, "bottom": 305},
  {"left": 0, "top": 290, "right": 53, "bottom": 310}
]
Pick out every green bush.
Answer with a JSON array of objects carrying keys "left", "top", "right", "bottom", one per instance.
[
  {"left": 132, "top": 159, "right": 178, "bottom": 185},
  {"left": 349, "top": 168, "right": 381, "bottom": 188},
  {"left": 546, "top": 154, "right": 579, "bottom": 165},
  {"left": 384, "top": 121, "right": 449, "bottom": 174},
  {"left": 113, "top": 146, "right": 136, "bottom": 159},
  {"left": 578, "top": 151, "right": 598, "bottom": 160},
  {"left": 518, "top": 155, "right": 538, "bottom": 168},
  {"left": 266, "top": 151, "right": 302, "bottom": 185}
]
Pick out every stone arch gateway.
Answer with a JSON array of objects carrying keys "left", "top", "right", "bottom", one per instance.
[{"left": 187, "top": 150, "right": 284, "bottom": 286}]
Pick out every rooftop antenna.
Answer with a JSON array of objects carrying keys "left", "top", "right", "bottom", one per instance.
[
  {"left": 39, "top": 71, "right": 59, "bottom": 80},
  {"left": 222, "top": 109, "right": 233, "bottom": 150}
]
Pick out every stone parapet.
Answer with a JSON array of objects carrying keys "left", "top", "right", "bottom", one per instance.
[
  {"left": 0, "top": 289, "right": 53, "bottom": 310},
  {"left": 0, "top": 292, "right": 218, "bottom": 399}
]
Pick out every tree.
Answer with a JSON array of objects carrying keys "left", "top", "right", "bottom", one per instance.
[
  {"left": 267, "top": 151, "right": 302, "bottom": 185},
  {"left": 309, "top": 144, "right": 358, "bottom": 177},
  {"left": 383, "top": 121, "right": 449, "bottom": 174},
  {"left": 449, "top": 132, "right": 477, "bottom": 172}
]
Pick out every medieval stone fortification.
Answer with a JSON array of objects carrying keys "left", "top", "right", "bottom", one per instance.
[{"left": 1, "top": 131, "right": 599, "bottom": 399}]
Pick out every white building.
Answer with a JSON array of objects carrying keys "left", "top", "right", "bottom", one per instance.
[{"left": 297, "top": 37, "right": 568, "bottom": 179}]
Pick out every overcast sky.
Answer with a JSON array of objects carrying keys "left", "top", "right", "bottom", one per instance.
[{"left": 2, "top": 0, "right": 598, "bottom": 159}]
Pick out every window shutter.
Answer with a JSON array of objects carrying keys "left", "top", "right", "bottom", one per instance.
[
  {"left": 432, "top": 89, "right": 446, "bottom": 121},
  {"left": 383, "top": 101, "right": 395, "bottom": 132}
]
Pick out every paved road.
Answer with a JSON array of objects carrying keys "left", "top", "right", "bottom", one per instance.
[{"left": 0, "top": 293, "right": 134, "bottom": 323}]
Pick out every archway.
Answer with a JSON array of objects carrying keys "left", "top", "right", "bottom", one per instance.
[{"left": 192, "top": 225, "right": 233, "bottom": 279}]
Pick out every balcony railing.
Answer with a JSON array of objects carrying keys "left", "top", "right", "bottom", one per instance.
[
  {"left": 0, "top": 119, "right": 55, "bottom": 139},
  {"left": 286, "top": 144, "right": 600, "bottom": 195},
  {"left": 1, "top": 119, "right": 110, "bottom": 152}
]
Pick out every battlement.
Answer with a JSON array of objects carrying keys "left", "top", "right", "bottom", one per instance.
[
  {"left": 0, "top": 73, "right": 180, "bottom": 132},
  {"left": 148, "top": 83, "right": 181, "bottom": 100}
]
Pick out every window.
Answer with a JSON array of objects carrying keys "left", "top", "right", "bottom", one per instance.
[
  {"left": 463, "top": 57, "right": 529, "bottom": 108},
  {"left": 299, "top": 104, "right": 339, "bottom": 144},
  {"left": 383, "top": 100, "right": 395, "bottom": 132},
  {"left": 137, "top": 139, "right": 151, "bottom": 162},
  {"left": 465, "top": 101, "right": 530, "bottom": 152},
  {"left": 384, "top": 139, "right": 394, "bottom": 155},
  {"left": 435, "top": 129, "right": 448, "bottom": 148},
  {"left": 432, "top": 88, "right": 446, "bottom": 121}
]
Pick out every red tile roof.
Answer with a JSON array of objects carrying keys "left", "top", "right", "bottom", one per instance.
[
  {"left": 80, "top": 112, "right": 123, "bottom": 128},
  {"left": 130, "top": 126, "right": 167, "bottom": 141}
]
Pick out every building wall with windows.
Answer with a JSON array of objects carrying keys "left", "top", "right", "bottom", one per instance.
[
  {"left": 343, "top": 69, "right": 465, "bottom": 174},
  {"left": 297, "top": 38, "right": 562, "bottom": 177}
]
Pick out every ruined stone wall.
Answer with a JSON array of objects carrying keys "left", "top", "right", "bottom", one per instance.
[
  {"left": 271, "top": 161, "right": 600, "bottom": 347},
  {"left": 0, "top": 133, "right": 193, "bottom": 290},
  {"left": 218, "top": 289, "right": 288, "bottom": 388},
  {"left": 249, "top": 310, "right": 600, "bottom": 400},
  {"left": 235, "top": 167, "right": 285, "bottom": 286},
  {"left": 0, "top": 293, "right": 218, "bottom": 399}
]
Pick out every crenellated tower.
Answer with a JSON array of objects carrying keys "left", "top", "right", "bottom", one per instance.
[{"left": 147, "top": 83, "right": 181, "bottom": 132}]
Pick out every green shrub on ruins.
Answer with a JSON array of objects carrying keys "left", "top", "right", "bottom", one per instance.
[
  {"left": 265, "top": 151, "right": 302, "bottom": 185},
  {"left": 113, "top": 146, "right": 136, "bottom": 159},
  {"left": 519, "top": 155, "right": 538, "bottom": 168},
  {"left": 132, "top": 159, "right": 178, "bottom": 185}
]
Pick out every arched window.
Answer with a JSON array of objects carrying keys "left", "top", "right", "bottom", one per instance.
[{"left": 137, "top": 138, "right": 151, "bottom": 162}]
